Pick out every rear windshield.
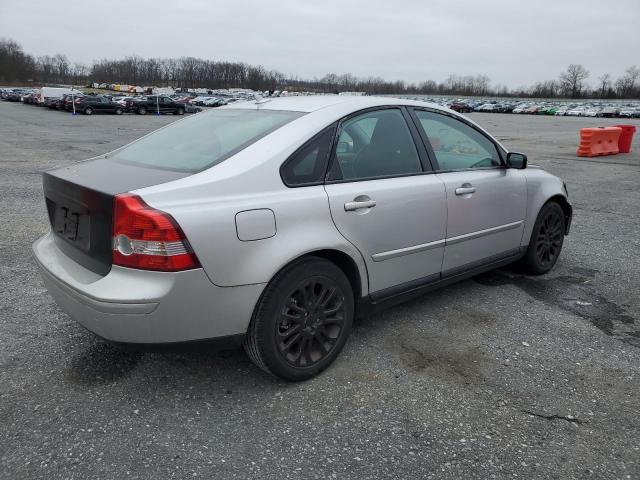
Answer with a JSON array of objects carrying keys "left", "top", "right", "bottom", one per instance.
[{"left": 108, "top": 109, "right": 304, "bottom": 172}]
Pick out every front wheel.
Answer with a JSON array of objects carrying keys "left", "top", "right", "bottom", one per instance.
[
  {"left": 114, "top": 107, "right": 123, "bottom": 115},
  {"left": 84, "top": 107, "right": 93, "bottom": 115},
  {"left": 137, "top": 106, "right": 147, "bottom": 115},
  {"left": 521, "top": 202, "right": 566, "bottom": 275},
  {"left": 175, "top": 107, "right": 185, "bottom": 115},
  {"left": 244, "top": 257, "right": 354, "bottom": 381}
]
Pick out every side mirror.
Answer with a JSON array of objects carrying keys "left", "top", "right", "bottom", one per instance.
[{"left": 507, "top": 152, "right": 527, "bottom": 169}]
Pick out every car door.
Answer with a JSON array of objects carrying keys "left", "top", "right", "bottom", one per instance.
[
  {"left": 324, "top": 107, "right": 447, "bottom": 295},
  {"left": 410, "top": 108, "right": 526, "bottom": 275},
  {"left": 95, "top": 97, "right": 106, "bottom": 112},
  {"left": 161, "top": 96, "right": 174, "bottom": 112}
]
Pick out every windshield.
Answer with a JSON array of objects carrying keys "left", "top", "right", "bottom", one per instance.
[{"left": 108, "top": 109, "right": 304, "bottom": 172}]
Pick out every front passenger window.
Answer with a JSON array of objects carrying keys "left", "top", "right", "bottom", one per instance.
[
  {"left": 328, "top": 109, "right": 422, "bottom": 181},
  {"left": 413, "top": 110, "right": 502, "bottom": 171}
]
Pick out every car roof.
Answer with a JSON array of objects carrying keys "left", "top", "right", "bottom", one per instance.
[{"left": 224, "top": 95, "right": 450, "bottom": 114}]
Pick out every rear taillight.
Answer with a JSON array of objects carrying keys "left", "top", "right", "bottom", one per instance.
[{"left": 111, "top": 194, "right": 200, "bottom": 271}]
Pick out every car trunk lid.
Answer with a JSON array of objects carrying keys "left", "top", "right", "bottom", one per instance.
[{"left": 43, "top": 158, "right": 189, "bottom": 276}]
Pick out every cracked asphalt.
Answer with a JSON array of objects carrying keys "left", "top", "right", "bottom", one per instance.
[{"left": 1, "top": 102, "right": 639, "bottom": 479}]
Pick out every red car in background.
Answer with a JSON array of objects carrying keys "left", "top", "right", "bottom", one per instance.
[{"left": 448, "top": 102, "right": 473, "bottom": 113}]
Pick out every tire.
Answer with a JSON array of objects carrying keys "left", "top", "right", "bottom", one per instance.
[
  {"left": 84, "top": 107, "right": 93, "bottom": 115},
  {"left": 521, "top": 202, "right": 565, "bottom": 275},
  {"left": 243, "top": 257, "right": 354, "bottom": 381},
  {"left": 115, "top": 107, "right": 123, "bottom": 115},
  {"left": 176, "top": 107, "right": 185, "bottom": 115},
  {"left": 137, "top": 106, "right": 147, "bottom": 115}
]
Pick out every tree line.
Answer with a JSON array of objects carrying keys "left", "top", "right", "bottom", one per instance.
[{"left": 1, "top": 38, "right": 639, "bottom": 99}]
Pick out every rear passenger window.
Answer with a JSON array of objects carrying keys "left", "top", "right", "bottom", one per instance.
[
  {"left": 280, "top": 125, "right": 335, "bottom": 186},
  {"left": 328, "top": 109, "right": 422, "bottom": 181}
]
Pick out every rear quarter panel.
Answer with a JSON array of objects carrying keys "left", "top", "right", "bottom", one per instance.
[{"left": 133, "top": 113, "right": 369, "bottom": 293}]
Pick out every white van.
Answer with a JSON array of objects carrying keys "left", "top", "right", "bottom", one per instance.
[{"left": 38, "top": 87, "right": 79, "bottom": 105}]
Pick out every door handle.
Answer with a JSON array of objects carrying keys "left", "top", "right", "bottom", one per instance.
[
  {"left": 344, "top": 200, "right": 377, "bottom": 211},
  {"left": 455, "top": 184, "right": 476, "bottom": 196}
]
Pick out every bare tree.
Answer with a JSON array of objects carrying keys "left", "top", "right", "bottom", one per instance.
[
  {"left": 3, "top": 37, "right": 640, "bottom": 98},
  {"left": 559, "top": 64, "right": 589, "bottom": 98},
  {"left": 598, "top": 74, "right": 611, "bottom": 98},
  {"left": 615, "top": 66, "right": 640, "bottom": 98}
]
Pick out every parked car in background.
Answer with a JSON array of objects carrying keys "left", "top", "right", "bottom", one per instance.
[
  {"left": 33, "top": 96, "right": 571, "bottom": 381},
  {"left": 64, "top": 93, "right": 85, "bottom": 111},
  {"left": 21, "top": 91, "right": 39, "bottom": 104},
  {"left": 74, "top": 96, "right": 124, "bottom": 115},
  {"left": 4, "top": 89, "right": 27, "bottom": 101},
  {"left": 44, "top": 97, "right": 59, "bottom": 109},
  {"left": 619, "top": 108, "right": 640, "bottom": 118},
  {"left": 512, "top": 104, "right": 529, "bottom": 114},
  {"left": 203, "top": 97, "right": 227, "bottom": 107},
  {"left": 112, "top": 96, "right": 135, "bottom": 107},
  {"left": 598, "top": 107, "right": 619, "bottom": 118},
  {"left": 129, "top": 95, "right": 186, "bottom": 115},
  {"left": 475, "top": 103, "right": 497, "bottom": 112},
  {"left": 536, "top": 106, "right": 556, "bottom": 115},
  {"left": 191, "top": 96, "right": 224, "bottom": 106},
  {"left": 448, "top": 102, "right": 473, "bottom": 113},
  {"left": 54, "top": 93, "right": 82, "bottom": 110},
  {"left": 566, "top": 107, "right": 586, "bottom": 116},
  {"left": 183, "top": 104, "right": 202, "bottom": 114}
]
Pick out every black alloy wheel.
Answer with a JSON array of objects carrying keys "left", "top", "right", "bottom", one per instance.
[
  {"left": 244, "top": 257, "right": 354, "bottom": 381},
  {"left": 276, "top": 279, "right": 345, "bottom": 368},
  {"left": 536, "top": 208, "right": 563, "bottom": 268},
  {"left": 522, "top": 202, "right": 565, "bottom": 275}
]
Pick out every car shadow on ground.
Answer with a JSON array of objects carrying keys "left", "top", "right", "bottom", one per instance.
[
  {"left": 63, "top": 262, "right": 638, "bottom": 389},
  {"left": 65, "top": 338, "right": 256, "bottom": 387}
]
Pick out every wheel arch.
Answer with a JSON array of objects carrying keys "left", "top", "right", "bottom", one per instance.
[
  {"left": 521, "top": 170, "right": 572, "bottom": 246},
  {"left": 264, "top": 248, "right": 367, "bottom": 300},
  {"left": 244, "top": 248, "right": 366, "bottom": 336},
  {"left": 547, "top": 194, "right": 572, "bottom": 229},
  {"left": 302, "top": 249, "right": 363, "bottom": 300}
]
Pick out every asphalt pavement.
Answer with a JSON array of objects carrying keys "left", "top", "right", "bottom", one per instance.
[{"left": 1, "top": 102, "right": 639, "bottom": 479}]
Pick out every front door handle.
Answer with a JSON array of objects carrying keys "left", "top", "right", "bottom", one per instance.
[
  {"left": 455, "top": 183, "right": 476, "bottom": 196},
  {"left": 344, "top": 200, "right": 377, "bottom": 211}
]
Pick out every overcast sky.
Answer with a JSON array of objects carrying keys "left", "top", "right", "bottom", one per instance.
[{"left": 1, "top": 0, "right": 638, "bottom": 88}]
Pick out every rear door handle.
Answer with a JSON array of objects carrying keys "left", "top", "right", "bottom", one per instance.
[
  {"left": 344, "top": 200, "right": 377, "bottom": 211},
  {"left": 455, "top": 184, "right": 476, "bottom": 195}
]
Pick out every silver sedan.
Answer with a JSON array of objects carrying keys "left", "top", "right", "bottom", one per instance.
[{"left": 33, "top": 96, "right": 572, "bottom": 380}]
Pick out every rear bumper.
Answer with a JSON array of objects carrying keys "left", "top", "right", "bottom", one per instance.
[{"left": 33, "top": 233, "right": 265, "bottom": 343}]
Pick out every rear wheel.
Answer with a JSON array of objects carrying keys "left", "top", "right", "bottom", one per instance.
[
  {"left": 84, "top": 107, "right": 93, "bottom": 115},
  {"left": 522, "top": 202, "right": 565, "bottom": 275},
  {"left": 115, "top": 107, "right": 123, "bottom": 115},
  {"left": 244, "top": 257, "right": 354, "bottom": 381},
  {"left": 137, "top": 106, "right": 147, "bottom": 115},
  {"left": 176, "top": 107, "right": 185, "bottom": 115}
]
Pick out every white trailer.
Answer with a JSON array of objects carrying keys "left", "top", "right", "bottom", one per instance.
[{"left": 38, "top": 87, "right": 79, "bottom": 105}]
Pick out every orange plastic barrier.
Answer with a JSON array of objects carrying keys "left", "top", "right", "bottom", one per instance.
[
  {"left": 613, "top": 124, "right": 636, "bottom": 153},
  {"left": 576, "top": 127, "right": 622, "bottom": 157}
]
